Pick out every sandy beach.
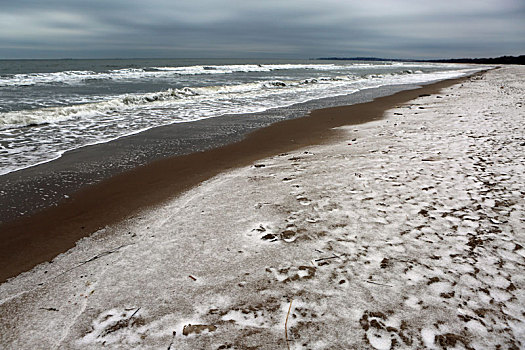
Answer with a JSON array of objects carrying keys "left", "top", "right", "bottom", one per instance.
[
  {"left": 1, "top": 66, "right": 524, "bottom": 349},
  {"left": 0, "top": 76, "right": 470, "bottom": 283}
]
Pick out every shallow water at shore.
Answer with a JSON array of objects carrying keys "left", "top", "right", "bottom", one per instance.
[
  {"left": 0, "top": 58, "right": 478, "bottom": 175},
  {"left": 0, "top": 82, "right": 450, "bottom": 224}
]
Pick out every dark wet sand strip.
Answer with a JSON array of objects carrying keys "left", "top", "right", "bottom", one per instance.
[{"left": 0, "top": 75, "right": 475, "bottom": 283}]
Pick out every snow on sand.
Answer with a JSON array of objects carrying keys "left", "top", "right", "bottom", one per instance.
[{"left": 1, "top": 66, "right": 524, "bottom": 349}]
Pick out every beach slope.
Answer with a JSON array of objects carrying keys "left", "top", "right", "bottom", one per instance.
[{"left": 1, "top": 66, "right": 524, "bottom": 349}]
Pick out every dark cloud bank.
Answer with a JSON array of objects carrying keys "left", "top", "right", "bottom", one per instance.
[{"left": 1, "top": 0, "right": 524, "bottom": 59}]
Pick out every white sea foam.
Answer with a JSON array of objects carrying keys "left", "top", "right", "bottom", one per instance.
[
  {"left": 149, "top": 63, "right": 341, "bottom": 74},
  {"left": 0, "top": 64, "right": 342, "bottom": 87},
  {"left": 0, "top": 77, "right": 349, "bottom": 128},
  {"left": 0, "top": 62, "right": 464, "bottom": 87},
  {"left": 0, "top": 69, "right": 469, "bottom": 128}
]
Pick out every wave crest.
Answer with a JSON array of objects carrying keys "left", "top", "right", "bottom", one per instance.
[{"left": 0, "top": 64, "right": 342, "bottom": 87}]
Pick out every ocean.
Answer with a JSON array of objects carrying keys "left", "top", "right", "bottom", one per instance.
[{"left": 0, "top": 58, "right": 478, "bottom": 176}]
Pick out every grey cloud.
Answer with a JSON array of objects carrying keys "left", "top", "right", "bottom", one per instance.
[{"left": 0, "top": 0, "right": 523, "bottom": 59}]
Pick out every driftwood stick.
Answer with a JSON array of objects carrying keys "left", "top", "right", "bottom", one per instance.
[
  {"left": 78, "top": 244, "right": 131, "bottom": 267},
  {"left": 314, "top": 253, "right": 346, "bottom": 262},
  {"left": 285, "top": 299, "right": 293, "bottom": 350},
  {"left": 129, "top": 307, "right": 141, "bottom": 319},
  {"left": 167, "top": 331, "right": 176, "bottom": 350},
  {"left": 365, "top": 280, "right": 393, "bottom": 287},
  {"left": 314, "top": 256, "right": 338, "bottom": 262},
  {"left": 55, "top": 243, "right": 133, "bottom": 279}
]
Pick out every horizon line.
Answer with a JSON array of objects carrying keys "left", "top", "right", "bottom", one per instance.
[{"left": 0, "top": 54, "right": 522, "bottom": 61}]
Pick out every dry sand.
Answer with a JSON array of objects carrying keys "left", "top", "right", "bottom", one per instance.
[{"left": 1, "top": 66, "right": 524, "bottom": 349}]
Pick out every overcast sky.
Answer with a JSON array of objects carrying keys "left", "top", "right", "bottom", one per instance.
[{"left": 1, "top": 0, "right": 523, "bottom": 59}]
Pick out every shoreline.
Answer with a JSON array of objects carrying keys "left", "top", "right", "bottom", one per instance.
[
  {"left": 2, "top": 66, "right": 523, "bottom": 348},
  {"left": 0, "top": 74, "right": 477, "bottom": 283},
  {"left": 0, "top": 81, "right": 452, "bottom": 224}
]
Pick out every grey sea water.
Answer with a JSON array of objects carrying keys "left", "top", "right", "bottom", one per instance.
[{"left": 0, "top": 58, "right": 478, "bottom": 176}]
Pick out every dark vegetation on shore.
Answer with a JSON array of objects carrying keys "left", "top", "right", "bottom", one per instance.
[{"left": 318, "top": 55, "right": 525, "bottom": 65}]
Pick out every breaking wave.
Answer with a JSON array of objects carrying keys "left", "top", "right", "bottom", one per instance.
[
  {"left": 0, "top": 62, "right": 444, "bottom": 87},
  {"left": 0, "top": 64, "right": 346, "bottom": 87},
  {"left": 0, "top": 75, "right": 364, "bottom": 128},
  {"left": 0, "top": 63, "right": 481, "bottom": 176}
]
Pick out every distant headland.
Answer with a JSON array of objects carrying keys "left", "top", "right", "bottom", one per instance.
[{"left": 317, "top": 55, "right": 525, "bottom": 65}]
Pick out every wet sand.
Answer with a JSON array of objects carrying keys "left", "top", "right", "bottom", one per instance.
[{"left": 0, "top": 75, "right": 475, "bottom": 283}]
